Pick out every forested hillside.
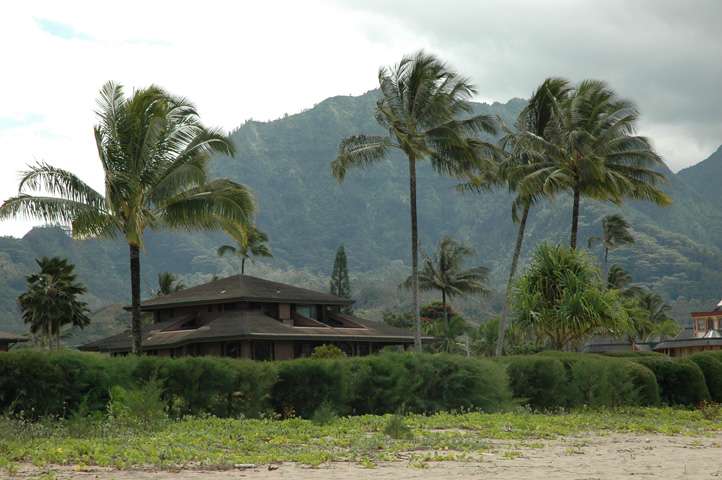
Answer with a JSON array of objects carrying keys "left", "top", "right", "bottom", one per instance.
[{"left": 0, "top": 89, "right": 720, "bottom": 341}]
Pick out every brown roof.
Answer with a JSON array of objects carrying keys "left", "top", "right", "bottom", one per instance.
[
  {"left": 138, "top": 274, "right": 354, "bottom": 310},
  {"left": 80, "top": 312, "right": 430, "bottom": 352},
  {"left": 0, "top": 331, "right": 27, "bottom": 342}
]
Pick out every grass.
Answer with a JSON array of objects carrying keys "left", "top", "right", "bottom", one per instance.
[{"left": 1, "top": 407, "right": 720, "bottom": 473}]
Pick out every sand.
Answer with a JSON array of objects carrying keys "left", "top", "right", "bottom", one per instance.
[{"left": 8, "top": 432, "right": 722, "bottom": 479}]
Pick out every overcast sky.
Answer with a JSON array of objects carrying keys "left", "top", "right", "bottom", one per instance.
[{"left": 1, "top": 0, "right": 720, "bottom": 238}]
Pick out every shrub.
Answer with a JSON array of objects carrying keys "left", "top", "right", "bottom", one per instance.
[
  {"left": 689, "top": 353, "right": 722, "bottom": 402},
  {"left": 501, "top": 355, "right": 569, "bottom": 410},
  {"left": 272, "top": 358, "right": 352, "bottom": 419},
  {"left": 634, "top": 357, "right": 710, "bottom": 406},
  {"left": 310, "top": 344, "right": 345, "bottom": 359}
]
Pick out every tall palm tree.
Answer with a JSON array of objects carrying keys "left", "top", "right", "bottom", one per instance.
[
  {"left": 634, "top": 291, "right": 678, "bottom": 342},
  {"left": 0, "top": 81, "right": 256, "bottom": 355},
  {"left": 519, "top": 79, "right": 671, "bottom": 249},
  {"left": 489, "top": 77, "right": 570, "bottom": 356},
  {"left": 331, "top": 51, "right": 497, "bottom": 352},
  {"left": 400, "top": 235, "right": 490, "bottom": 326},
  {"left": 217, "top": 223, "right": 273, "bottom": 274},
  {"left": 588, "top": 213, "right": 635, "bottom": 283},
  {"left": 18, "top": 256, "right": 91, "bottom": 350}
]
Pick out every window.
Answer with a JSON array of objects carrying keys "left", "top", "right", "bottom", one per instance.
[
  {"left": 253, "top": 341, "right": 274, "bottom": 361},
  {"left": 294, "top": 304, "right": 317, "bottom": 320},
  {"left": 224, "top": 342, "right": 239, "bottom": 358}
]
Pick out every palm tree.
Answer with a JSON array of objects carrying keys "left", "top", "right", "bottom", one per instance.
[
  {"left": 488, "top": 77, "right": 569, "bottom": 356},
  {"left": 400, "top": 235, "right": 490, "bottom": 326},
  {"left": 217, "top": 223, "right": 273, "bottom": 275},
  {"left": 519, "top": 78, "right": 671, "bottom": 249},
  {"left": 17, "top": 256, "right": 91, "bottom": 350},
  {"left": 0, "top": 82, "right": 255, "bottom": 355},
  {"left": 331, "top": 51, "right": 497, "bottom": 352},
  {"left": 588, "top": 213, "right": 635, "bottom": 283},
  {"left": 634, "top": 291, "right": 678, "bottom": 342},
  {"left": 150, "top": 271, "right": 186, "bottom": 297}
]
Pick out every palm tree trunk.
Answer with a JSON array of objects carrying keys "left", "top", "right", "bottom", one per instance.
[
  {"left": 241, "top": 258, "right": 245, "bottom": 275},
  {"left": 56, "top": 323, "right": 60, "bottom": 351},
  {"left": 496, "top": 200, "right": 531, "bottom": 356},
  {"left": 130, "top": 243, "right": 143, "bottom": 356},
  {"left": 409, "top": 156, "right": 422, "bottom": 353},
  {"left": 570, "top": 179, "right": 581, "bottom": 249},
  {"left": 442, "top": 289, "right": 448, "bottom": 325},
  {"left": 603, "top": 246, "right": 609, "bottom": 288}
]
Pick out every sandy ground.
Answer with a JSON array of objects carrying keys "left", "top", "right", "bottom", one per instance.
[{"left": 7, "top": 432, "right": 722, "bottom": 480}]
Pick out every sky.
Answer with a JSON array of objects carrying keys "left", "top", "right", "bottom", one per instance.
[{"left": 1, "top": 0, "right": 720, "bottom": 238}]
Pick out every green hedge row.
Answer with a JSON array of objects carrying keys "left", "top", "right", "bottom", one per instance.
[
  {"left": 0, "top": 351, "right": 512, "bottom": 419},
  {"left": 1, "top": 349, "right": 717, "bottom": 420}
]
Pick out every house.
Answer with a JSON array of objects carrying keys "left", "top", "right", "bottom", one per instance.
[
  {"left": 80, "top": 274, "right": 430, "bottom": 359},
  {"left": 585, "top": 299, "right": 722, "bottom": 358},
  {"left": 0, "top": 330, "right": 27, "bottom": 352},
  {"left": 653, "top": 300, "right": 722, "bottom": 357}
]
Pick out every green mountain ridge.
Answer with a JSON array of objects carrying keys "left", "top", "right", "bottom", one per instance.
[{"left": 0, "top": 89, "right": 720, "bottom": 341}]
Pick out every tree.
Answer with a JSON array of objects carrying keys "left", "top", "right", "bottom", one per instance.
[
  {"left": 518, "top": 78, "right": 671, "bottom": 249},
  {"left": 149, "top": 271, "right": 186, "bottom": 298},
  {"left": 17, "top": 256, "right": 91, "bottom": 350},
  {"left": 588, "top": 213, "right": 635, "bottom": 283},
  {"left": 217, "top": 223, "right": 273, "bottom": 275},
  {"left": 511, "top": 243, "right": 631, "bottom": 350},
  {"left": 331, "top": 50, "right": 497, "bottom": 352},
  {"left": 400, "top": 235, "right": 490, "bottom": 326},
  {"left": 633, "top": 291, "right": 679, "bottom": 342},
  {"left": 489, "top": 77, "right": 569, "bottom": 356},
  {"left": 0, "top": 82, "right": 255, "bottom": 355},
  {"left": 329, "top": 245, "right": 353, "bottom": 314}
]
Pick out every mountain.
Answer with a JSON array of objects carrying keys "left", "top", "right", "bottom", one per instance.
[
  {"left": 677, "top": 144, "right": 722, "bottom": 211},
  {"left": 0, "top": 90, "right": 720, "bottom": 340}
]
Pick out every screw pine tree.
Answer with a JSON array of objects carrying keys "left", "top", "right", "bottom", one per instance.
[{"left": 330, "top": 245, "right": 353, "bottom": 314}]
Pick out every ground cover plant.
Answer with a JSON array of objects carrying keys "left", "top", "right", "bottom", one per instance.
[{"left": 1, "top": 407, "right": 720, "bottom": 475}]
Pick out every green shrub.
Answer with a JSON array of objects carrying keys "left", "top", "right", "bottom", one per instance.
[
  {"left": 398, "top": 354, "right": 512, "bottom": 413},
  {"left": 223, "top": 358, "right": 278, "bottom": 418},
  {"left": 272, "top": 358, "right": 352, "bottom": 419},
  {"left": 311, "top": 401, "right": 338, "bottom": 426},
  {"left": 107, "top": 378, "right": 167, "bottom": 431},
  {"left": 348, "top": 354, "right": 408, "bottom": 415},
  {"left": 689, "top": 353, "right": 722, "bottom": 402},
  {"left": 382, "top": 413, "right": 412, "bottom": 439},
  {"left": 164, "top": 356, "right": 236, "bottom": 417},
  {"left": 310, "top": 344, "right": 345, "bottom": 359},
  {"left": 634, "top": 357, "right": 710, "bottom": 406},
  {"left": 501, "top": 355, "right": 569, "bottom": 410}
]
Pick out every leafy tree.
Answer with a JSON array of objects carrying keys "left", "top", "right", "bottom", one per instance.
[
  {"left": 400, "top": 235, "right": 489, "bottom": 325},
  {"left": 588, "top": 213, "right": 635, "bottom": 283},
  {"left": 149, "top": 271, "right": 186, "bottom": 298},
  {"left": 518, "top": 78, "right": 671, "bottom": 248},
  {"left": 0, "top": 82, "right": 255, "bottom": 355},
  {"left": 331, "top": 50, "right": 497, "bottom": 352},
  {"left": 17, "top": 256, "right": 91, "bottom": 350},
  {"left": 606, "top": 264, "right": 644, "bottom": 299},
  {"left": 329, "top": 245, "right": 353, "bottom": 314},
  {"left": 217, "top": 222, "right": 273, "bottom": 275},
  {"left": 511, "top": 243, "right": 632, "bottom": 350}
]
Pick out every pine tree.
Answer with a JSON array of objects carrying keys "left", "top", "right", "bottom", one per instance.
[{"left": 330, "top": 245, "right": 353, "bottom": 314}]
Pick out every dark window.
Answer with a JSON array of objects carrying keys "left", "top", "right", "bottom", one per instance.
[
  {"left": 225, "top": 342, "right": 239, "bottom": 358},
  {"left": 253, "top": 341, "right": 274, "bottom": 361},
  {"left": 263, "top": 303, "right": 280, "bottom": 320},
  {"left": 358, "top": 343, "right": 369, "bottom": 356},
  {"left": 294, "top": 304, "right": 316, "bottom": 320},
  {"left": 338, "top": 342, "right": 353, "bottom": 357}
]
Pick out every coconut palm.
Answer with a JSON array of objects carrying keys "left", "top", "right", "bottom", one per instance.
[
  {"left": 217, "top": 223, "right": 273, "bottom": 274},
  {"left": 150, "top": 271, "right": 186, "bottom": 297},
  {"left": 588, "top": 213, "right": 635, "bottom": 283},
  {"left": 331, "top": 50, "right": 497, "bottom": 352},
  {"left": 487, "top": 77, "right": 570, "bottom": 356},
  {"left": 18, "top": 256, "right": 91, "bottom": 350},
  {"left": 0, "top": 82, "right": 255, "bottom": 355},
  {"left": 634, "top": 291, "right": 678, "bottom": 342},
  {"left": 519, "top": 79, "right": 671, "bottom": 249},
  {"left": 400, "top": 235, "right": 490, "bottom": 326}
]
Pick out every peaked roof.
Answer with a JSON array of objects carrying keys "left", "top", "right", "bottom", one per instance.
[
  {"left": 139, "top": 274, "right": 354, "bottom": 309},
  {"left": 0, "top": 331, "right": 27, "bottom": 342}
]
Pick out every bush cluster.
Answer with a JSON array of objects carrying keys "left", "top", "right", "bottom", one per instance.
[{"left": 1, "top": 349, "right": 718, "bottom": 421}]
